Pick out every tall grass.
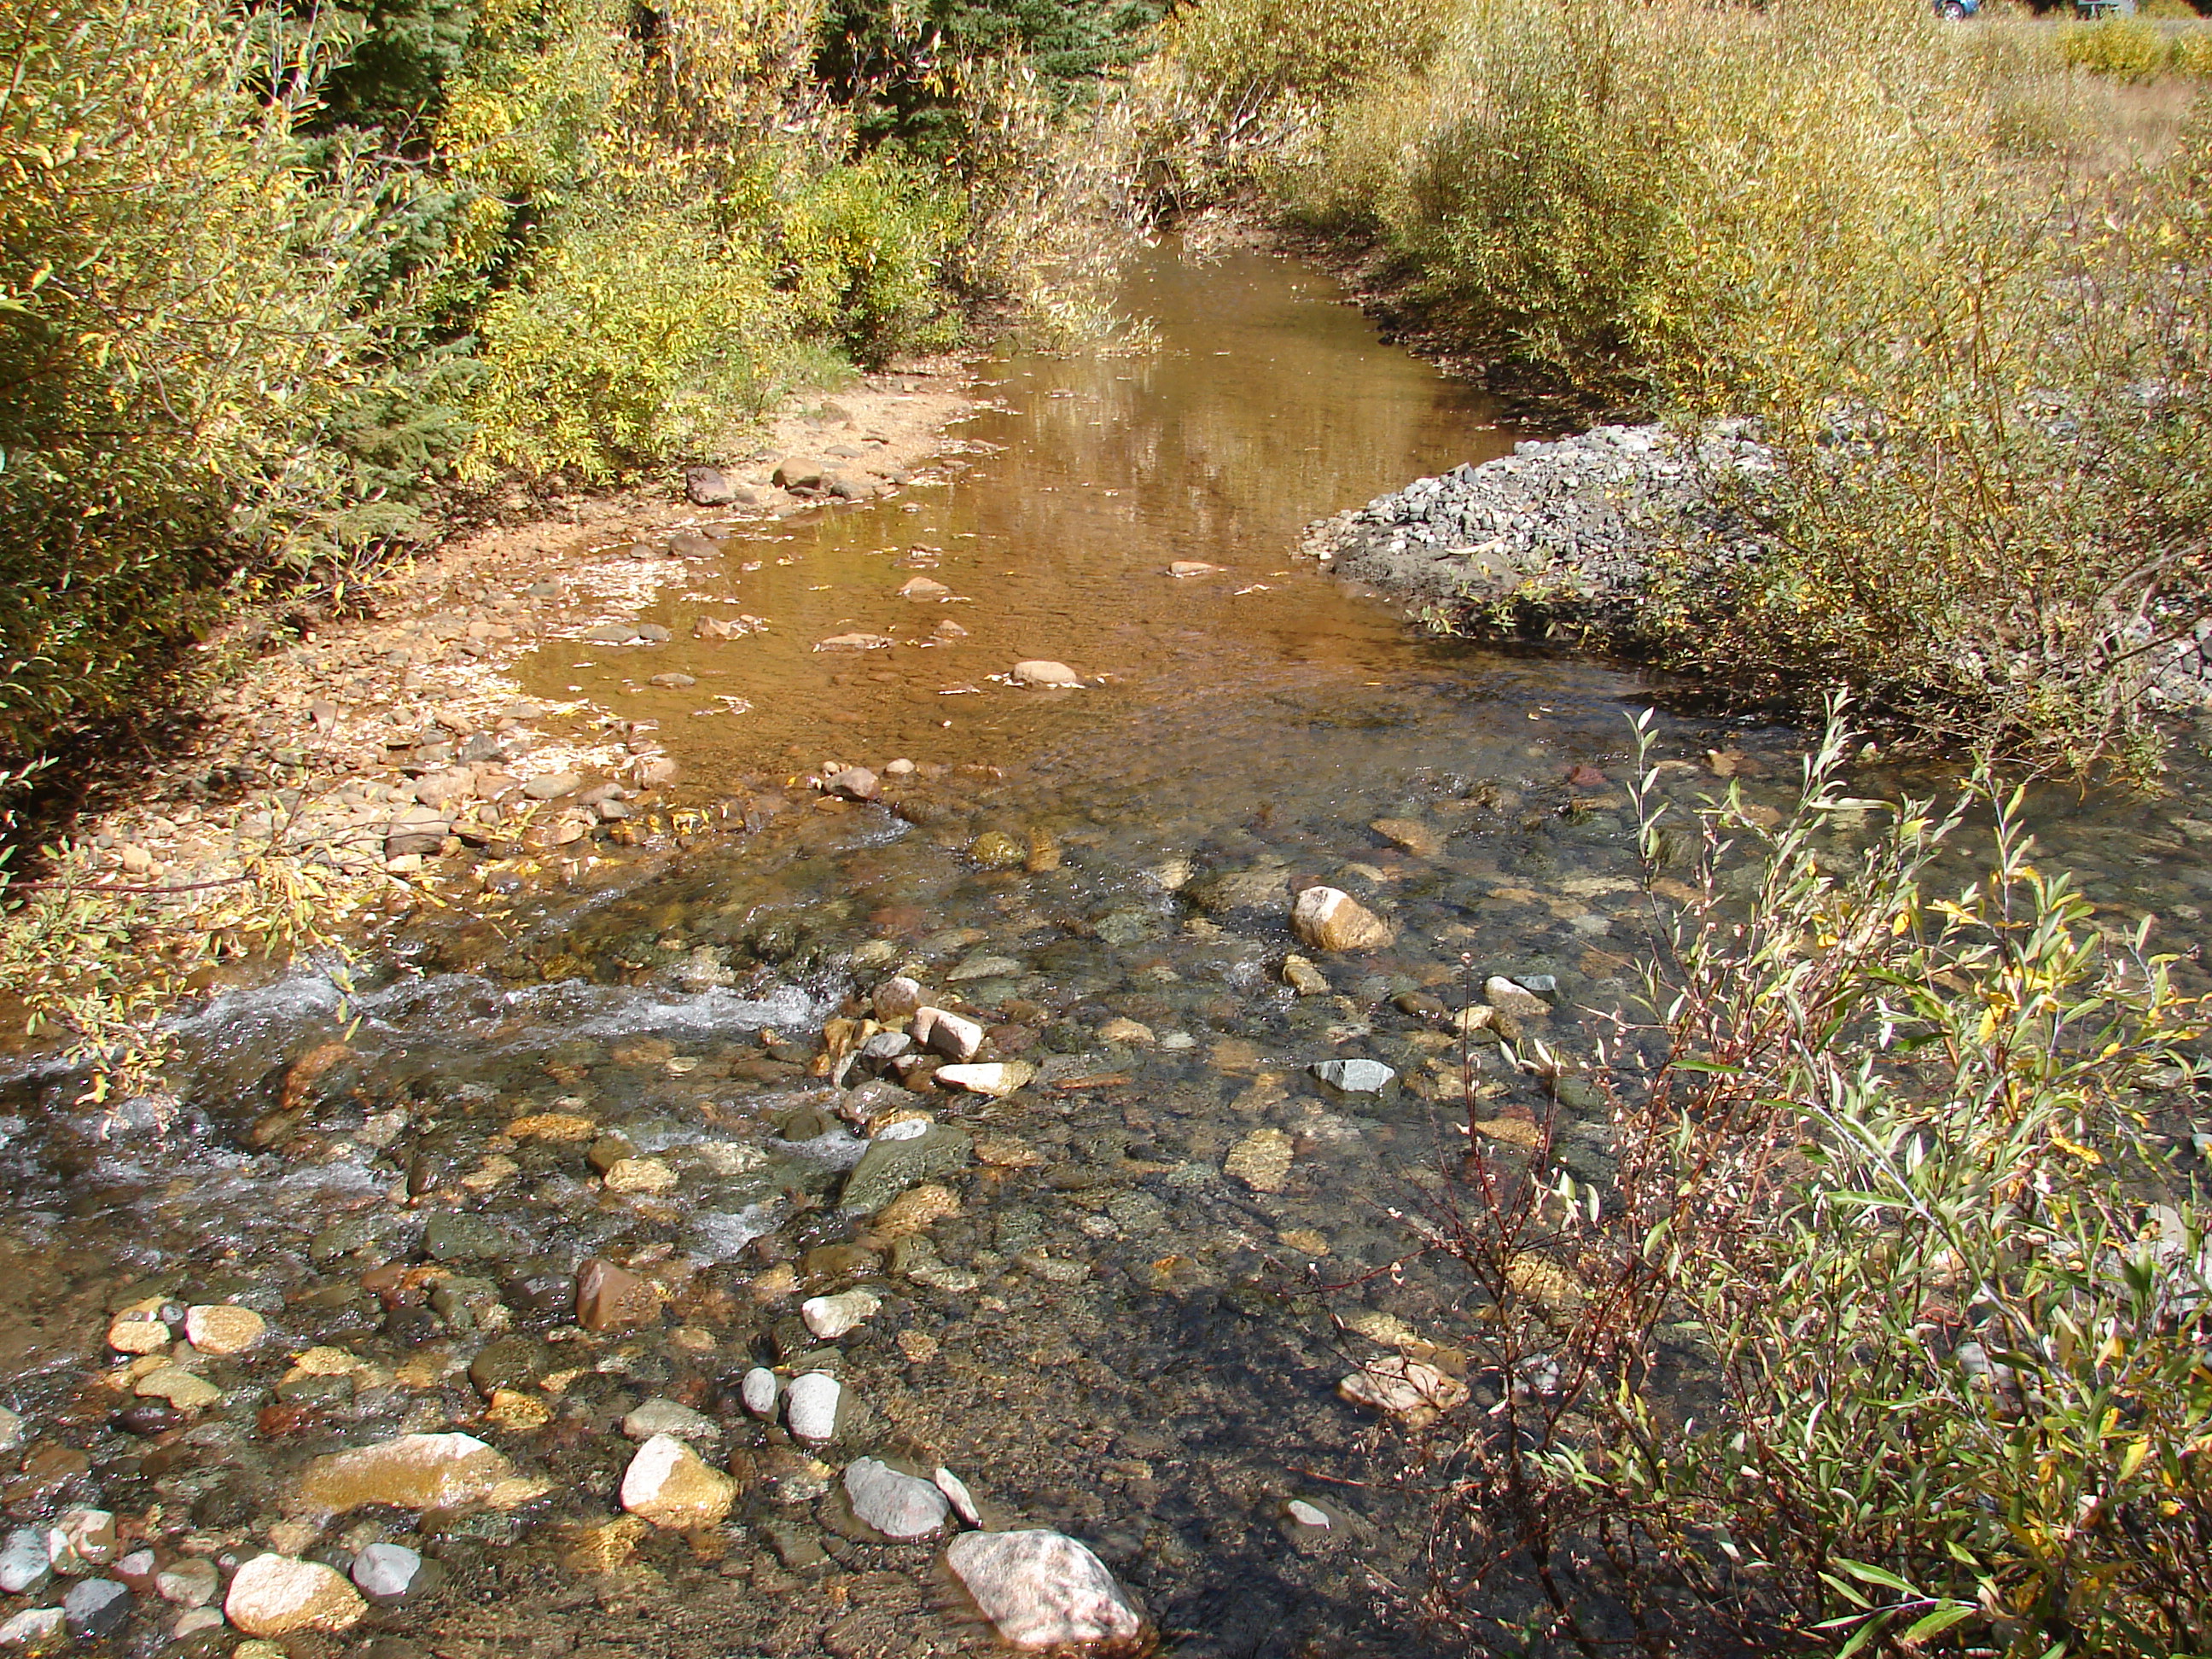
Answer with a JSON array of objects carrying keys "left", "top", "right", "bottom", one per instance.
[{"left": 1144, "top": 0, "right": 2212, "bottom": 774}]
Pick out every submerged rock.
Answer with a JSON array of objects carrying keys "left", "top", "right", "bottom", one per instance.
[
  {"left": 621, "top": 1398, "right": 721, "bottom": 1445},
  {"left": 1370, "top": 817, "right": 1442, "bottom": 858},
  {"left": 843, "top": 1458, "right": 950, "bottom": 1540},
  {"left": 620, "top": 1435, "right": 735, "bottom": 1529},
  {"left": 945, "top": 1530, "right": 1143, "bottom": 1649},
  {"left": 224, "top": 1555, "right": 365, "bottom": 1637},
  {"left": 1484, "top": 975, "right": 1551, "bottom": 1018},
  {"left": 1224, "top": 1127, "right": 1294, "bottom": 1193},
  {"left": 841, "top": 1122, "right": 973, "bottom": 1214},
  {"left": 291, "top": 1433, "right": 529, "bottom": 1520},
  {"left": 1338, "top": 1355, "right": 1470, "bottom": 1417}
]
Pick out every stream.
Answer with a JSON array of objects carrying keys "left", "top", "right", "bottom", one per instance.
[{"left": 3, "top": 245, "right": 2210, "bottom": 1659}]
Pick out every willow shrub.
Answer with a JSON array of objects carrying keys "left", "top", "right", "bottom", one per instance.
[
  {"left": 1202, "top": 0, "right": 2212, "bottom": 771},
  {"left": 0, "top": 0, "right": 445, "bottom": 762},
  {"left": 2056, "top": 16, "right": 2212, "bottom": 82},
  {"left": 1414, "top": 709, "right": 2212, "bottom": 1656}
]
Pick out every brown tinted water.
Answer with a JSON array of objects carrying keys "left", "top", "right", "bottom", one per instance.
[
  {"left": 514, "top": 247, "right": 1514, "bottom": 783},
  {"left": 2, "top": 246, "right": 2209, "bottom": 1659}
]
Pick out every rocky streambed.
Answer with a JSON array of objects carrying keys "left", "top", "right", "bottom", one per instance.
[{"left": 5, "top": 243, "right": 2212, "bottom": 1659}]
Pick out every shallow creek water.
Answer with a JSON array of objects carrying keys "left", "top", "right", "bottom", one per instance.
[{"left": 3, "top": 247, "right": 2212, "bottom": 1659}]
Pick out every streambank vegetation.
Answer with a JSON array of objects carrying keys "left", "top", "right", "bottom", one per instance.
[
  {"left": 0, "top": 0, "right": 1152, "bottom": 779},
  {"left": 1130, "top": 7, "right": 2212, "bottom": 1650},
  {"left": 1136, "top": 0, "right": 2212, "bottom": 777}
]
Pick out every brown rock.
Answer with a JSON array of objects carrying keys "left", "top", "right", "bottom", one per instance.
[
  {"left": 771, "top": 457, "right": 828, "bottom": 491},
  {"left": 1010, "top": 660, "right": 1081, "bottom": 688},
  {"left": 684, "top": 466, "right": 744, "bottom": 506},
  {"left": 872, "top": 976, "right": 924, "bottom": 1020},
  {"left": 899, "top": 576, "right": 952, "bottom": 599},
  {"left": 1370, "top": 817, "right": 1442, "bottom": 859},
  {"left": 814, "top": 633, "right": 893, "bottom": 653},
  {"left": 576, "top": 1258, "right": 663, "bottom": 1332},
  {"left": 824, "top": 766, "right": 878, "bottom": 801},
  {"left": 1289, "top": 886, "right": 1392, "bottom": 952}
]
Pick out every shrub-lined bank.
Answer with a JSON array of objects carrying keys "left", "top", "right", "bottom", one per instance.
[
  {"left": 0, "top": 0, "right": 1147, "bottom": 780},
  {"left": 1137, "top": 0, "right": 2212, "bottom": 774},
  {"left": 1305, "top": 426, "right": 2212, "bottom": 721}
]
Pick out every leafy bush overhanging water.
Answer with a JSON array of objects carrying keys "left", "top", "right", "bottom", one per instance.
[{"left": 1408, "top": 708, "right": 2211, "bottom": 1656}]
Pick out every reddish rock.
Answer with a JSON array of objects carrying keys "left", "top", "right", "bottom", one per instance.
[{"left": 576, "top": 1258, "right": 661, "bottom": 1332}]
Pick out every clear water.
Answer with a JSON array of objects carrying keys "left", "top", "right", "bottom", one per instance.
[{"left": 2, "top": 246, "right": 2209, "bottom": 1659}]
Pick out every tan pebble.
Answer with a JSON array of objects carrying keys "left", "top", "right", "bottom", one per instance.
[
  {"left": 974, "top": 1137, "right": 1041, "bottom": 1168},
  {"left": 285, "top": 1346, "right": 370, "bottom": 1378},
  {"left": 1472, "top": 1117, "right": 1541, "bottom": 1150},
  {"left": 1290, "top": 886, "right": 1393, "bottom": 952},
  {"left": 107, "top": 1299, "right": 172, "bottom": 1355},
  {"left": 1338, "top": 1356, "right": 1469, "bottom": 1417},
  {"left": 602, "top": 1156, "right": 678, "bottom": 1195},
  {"left": 289, "top": 1432, "right": 517, "bottom": 1520},
  {"left": 485, "top": 1389, "right": 553, "bottom": 1430},
  {"left": 1505, "top": 1254, "right": 1586, "bottom": 1308},
  {"left": 896, "top": 1330, "right": 940, "bottom": 1364},
  {"left": 934, "top": 1061, "right": 1034, "bottom": 1097},
  {"left": 562, "top": 1514, "right": 649, "bottom": 1575},
  {"left": 620, "top": 1435, "right": 735, "bottom": 1529},
  {"left": 872, "top": 1184, "right": 961, "bottom": 1238},
  {"left": 1224, "top": 1127, "right": 1293, "bottom": 1193},
  {"left": 135, "top": 1366, "right": 221, "bottom": 1409},
  {"left": 224, "top": 1555, "right": 365, "bottom": 1637},
  {"left": 183, "top": 1304, "right": 265, "bottom": 1355},
  {"left": 1370, "top": 817, "right": 1442, "bottom": 859},
  {"left": 749, "top": 1263, "right": 800, "bottom": 1301}
]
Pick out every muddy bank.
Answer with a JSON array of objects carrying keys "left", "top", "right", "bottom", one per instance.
[{"left": 30, "top": 362, "right": 982, "bottom": 924}]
